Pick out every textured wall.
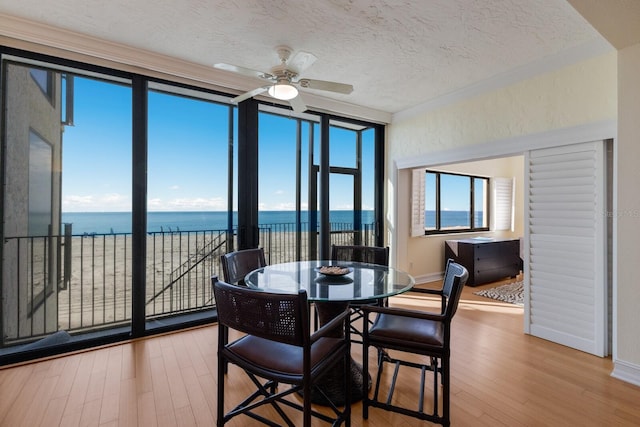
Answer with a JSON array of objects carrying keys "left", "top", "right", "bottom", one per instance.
[
  {"left": 389, "top": 52, "right": 617, "bottom": 161},
  {"left": 388, "top": 52, "right": 616, "bottom": 276}
]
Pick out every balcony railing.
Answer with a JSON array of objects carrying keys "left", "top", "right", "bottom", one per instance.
[{"left": 2, "top": 221, "right": 374, "bottom": 346}]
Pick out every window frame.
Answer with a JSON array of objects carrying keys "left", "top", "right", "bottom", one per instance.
[{"left": 423, "top": 169, "right": 490, "bottom": 235}]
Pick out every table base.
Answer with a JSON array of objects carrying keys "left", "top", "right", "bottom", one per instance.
[
  {"left": 309, "top": 301, "right": 372, "bottom": 406},
  {"left": 305, "top": 359, "right": 371, "bottom": 406}
]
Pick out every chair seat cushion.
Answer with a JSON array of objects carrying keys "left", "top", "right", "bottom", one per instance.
[
  {"left": 369, "top": 314, "right": 444, "bottom": 350},
  {"left": 227, "top": 335, "right": 344, "bottom": 377}
]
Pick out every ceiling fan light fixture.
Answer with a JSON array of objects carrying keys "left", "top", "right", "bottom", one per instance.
[{"left": 268, "top": 82, "right": 298, "bottom": 100}]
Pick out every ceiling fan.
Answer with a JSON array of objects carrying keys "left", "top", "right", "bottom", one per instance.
[{"left": 214, "top": 46, "right": 354, "bottom": 113}]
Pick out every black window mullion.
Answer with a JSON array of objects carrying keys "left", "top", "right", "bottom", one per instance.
[
  {"left": 318, "top": 116, "right": 330, "bottom": 260},
  {"left": 373, "top": 123, "right": 384, "bottom": 247},
  {"left": 469, "top": 177, "right": 475, "bottom": 229},
  {"left": 354, "top": 130, "right": 362, "bottom": 245},
  {"left": 131, "top": 76, "right": 147, "bottom": 338},
  {"left": 237, "top": 98, "right": 259, "bottom": 250},
  {"left": 295, "top": 119, "right": 302, "bottom": 261},
  {"left": 435, "top": 173, "right": 441, "bottom": 230},
  {"left": 226, "top": 106, "right": 235, "bottom": 252}
]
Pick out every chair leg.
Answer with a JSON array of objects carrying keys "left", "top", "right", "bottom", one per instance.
[
  {"left": 217, "top": 353, "right": 225, "bottom": 427},
  {"left": 222, "top": 327, "right": 229, "bottom": 374},
  {"left": 442, "top": 355, "right": 450, "bottom": 427},
  {"left": 303, "top": 370, "right": 312, "bottom": 427},
  {"left": 342, "top": 340, "right": 352, "bottom": 427},
  {"left": 362, "top": 336, "right": 370, "bottom": 420}
]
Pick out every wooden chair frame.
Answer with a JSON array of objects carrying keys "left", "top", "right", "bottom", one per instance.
[
  {"left": 330, "top": 245, "right": 389, "bottom": 342},
  {"left": 213, "top": 278, "right": 352, "bottom": 427},
  {"left": 361, "top": 260, "right": 468, "bottom": 426}
]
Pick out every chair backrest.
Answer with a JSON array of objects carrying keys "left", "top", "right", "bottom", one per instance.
[
  {"left": 213, "top": 279, "right": 309, "bottom": 346},
  {"left": 220, "top": 248, "right": 266, "bottom": 286},
  {"left": 441, "top": 258, "right": 456, "bottom": 298},
  {"left": 442, "top": 261, "right": 469, "bottom": 319},
  {"left": 331, "top": 245, "right": 389, "bottom": 266}
]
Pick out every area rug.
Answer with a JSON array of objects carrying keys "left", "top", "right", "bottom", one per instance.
[{"left": 473, "top": 281, "right": 524, "bottom": 305}]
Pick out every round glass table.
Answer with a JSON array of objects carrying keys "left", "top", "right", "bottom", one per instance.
[
  {"left": 245, "top": 260, "right": 415, "bottom": 405},
  {"left": 244, "top": 260, "right": 415, "bottom": 303}
]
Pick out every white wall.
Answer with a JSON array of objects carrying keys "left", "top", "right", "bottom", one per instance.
[{"left": 613, "top": 42, "right": 640, "bottom": 381}]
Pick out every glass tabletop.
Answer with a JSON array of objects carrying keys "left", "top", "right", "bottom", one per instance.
[{"left": 244, "top": 260, "right": 415, "bottom": 302}]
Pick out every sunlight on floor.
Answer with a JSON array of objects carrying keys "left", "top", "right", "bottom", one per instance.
[{"left": 392, "top": 293, "right": 524, "bottom": 315}]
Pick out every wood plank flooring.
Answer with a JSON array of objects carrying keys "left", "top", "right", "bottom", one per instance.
[{"left": 1, "top": 278, "right": 639, "bottom": 426}]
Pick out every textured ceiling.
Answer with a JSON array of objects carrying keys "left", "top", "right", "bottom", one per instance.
[{"left": 0, "top": 0, "right": 606, "bottom": 116}]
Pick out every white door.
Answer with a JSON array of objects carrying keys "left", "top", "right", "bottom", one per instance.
[{"left": 524, "top": 141, "right": 608, "bottom": 357}]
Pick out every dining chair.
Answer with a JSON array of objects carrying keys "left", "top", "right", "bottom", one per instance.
[
  {"left": 330, "top": 244, "right": 389, "bottom": 342},
  {"left": 213, "top": 277, "right": 352, "bottom": 427},
  {"left": 361, "top": 260, "right": 468, "bottom": 427},
  {"left": 217, "top": 247, "right": 267, "bottom": 373},
  {"left": 220, "top": 247, "right": 266, "bottom": 287}
]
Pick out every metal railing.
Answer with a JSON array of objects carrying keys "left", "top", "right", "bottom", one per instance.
[{"left": 2, "top": 221, "right": 375, "bottom": 346}]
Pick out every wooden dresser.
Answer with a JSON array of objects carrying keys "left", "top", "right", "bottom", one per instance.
[{"left": 444, "top": 238, "right": 521, "bottom": 286}]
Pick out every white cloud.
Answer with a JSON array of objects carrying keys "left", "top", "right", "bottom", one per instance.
[
  {"left": 147, "top": 198, "right": 164, "bottom": 210},
  {"left": 333, "top": 203, "right": 354, "bottom": 210},
  {"left": 63, "top": 194, "right": 95, "bottom": 207},
  {"left": 63, "top": 194, "right": 227, "bottom": 212},
  {"left": 273, "top": 202, "right": 296, "bottom": 211},
  {"left": 102, "top": 193, "right": 127, "bottom": 204},
  {"left": 63, "top": 193, "right": 131, "bottom": 212},
  {"left": 165, "top": 197, "right": 226, "bottom": 211}
]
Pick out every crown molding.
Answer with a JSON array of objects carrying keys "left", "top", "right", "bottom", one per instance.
[
  {"left": 0, "top": 13, "right": 390, "bottom": 124},
  {"left": 392, "top": 37, "right": 615, "bottom": 124}
]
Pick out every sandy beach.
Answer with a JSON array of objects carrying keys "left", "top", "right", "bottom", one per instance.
[{"left": 7, "top": 227, "right": 364, "bottom": 340}]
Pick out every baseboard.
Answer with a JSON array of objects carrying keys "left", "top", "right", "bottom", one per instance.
[
  {"left": 413, "top": 271, "right": 444, "bottom": 285},
  {"left": 611, "top": 359, "right": 640, "bottom": 387}
]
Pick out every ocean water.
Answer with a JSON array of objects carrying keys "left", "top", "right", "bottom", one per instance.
[
  {"left": 61, "top": 210, "right": 480, "bottom": 235},
  {"left": 426, "top": 211, "right": 485, "bottom": 228},
  {"left": 61, "top": 211, "right": 377, "bottom": 235}
]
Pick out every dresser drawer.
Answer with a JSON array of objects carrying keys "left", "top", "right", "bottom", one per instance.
[{"left": 444, "top": 238, "right": 521, "bottom": 286}]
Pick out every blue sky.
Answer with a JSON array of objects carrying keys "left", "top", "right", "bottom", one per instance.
[
  {"left": 61, "top": 76, "right": 375, "bottom": 212},
  {"left": 425, "top": 172, "right": 478, "bottom": 212}
]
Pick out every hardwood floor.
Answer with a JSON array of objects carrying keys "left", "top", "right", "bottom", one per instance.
[{"left": 1, "top": 278, "right": 639, "bottom": 426}]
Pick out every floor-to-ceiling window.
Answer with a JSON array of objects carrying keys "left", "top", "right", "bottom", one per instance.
[
  {"left": 0, "top": 48, "right": 384, "bottom": 364},
  {"left": 1, "top": 54, "right": 134, "bottom": 360}
]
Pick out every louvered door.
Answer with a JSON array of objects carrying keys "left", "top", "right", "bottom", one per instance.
[{"left": 524, "top": 141, "right": 608, "bottom": 356}]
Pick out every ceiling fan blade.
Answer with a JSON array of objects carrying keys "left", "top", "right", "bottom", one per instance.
[
  {"left": 289, "top": 94, "right": 307, "bottom": 113},
  {"left": 230, "top": 87, "right": 269, "bottom": 103},
  {"left": 288, "top": 51, "right": 317, "bottom": 73},
  {"left": 297, "top": 78, "right": 353, "bottom": 94},
  {"left": 214, "top": 63, "right": 273, "bottom": 80}
]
